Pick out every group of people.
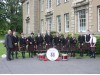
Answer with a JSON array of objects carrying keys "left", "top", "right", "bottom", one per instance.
[{"left": 4, "top": 30, "right": 97, "bottom": 61}]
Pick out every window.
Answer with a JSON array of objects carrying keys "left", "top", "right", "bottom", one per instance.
[
  {"left": 47, "top": 18, "right": 52, "bottom": 32},
  {"left": 47, "top": 0, "right": 52, "bottom": 9},
  {"left": 78, "top": 9, "right": 86, "bottom": 32},
  {"left": 64, "top": 13, "right": 69, "bottom": 32},
  {"left": 41, "top": 0, "right": 44, "bottom": 11},
  {"left": 27, "top": 2, "right": 29, "bottom": 15},
  {"left": 57, "top": 15, "right": 61, "bottom": 32},
  {"left": 57, "top": 0, "right": 61, "bottom": 5},
  {"left": 98, "top": 8, "right": 100, "bottom": 31},
  {"left": 41, "top": 20, "right": 44, "bottom": 33}
]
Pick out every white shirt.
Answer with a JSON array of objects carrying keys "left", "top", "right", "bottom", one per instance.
[{"left": 90, "top": 36, "right": 97, "bottom": 44}]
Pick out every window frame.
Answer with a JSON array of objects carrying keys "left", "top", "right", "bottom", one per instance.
[
  {"left": 57, "top": 15, "right": 61, "bottom": 32},
  {"left": 47, "top": 0, "right": 52, "bottom": 9},
  {"left": 98, "top": 8, "right": 100, "bottom": 32},
  {"left": 64, "top": 13, "right": 69, "bottom": 32},
  {"left": 78, "top": 9, "right": 86, "bottom": 32}
]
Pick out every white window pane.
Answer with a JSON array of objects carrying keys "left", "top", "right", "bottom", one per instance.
[
  {"left": 65, "top": 13, "right": 69, "bottom": 32},
  {"left": 78, "top": 9, "right": 86, "bottom": 32},
  {"left": 57, "top": 16, "right": 61, "bottom": 32}
]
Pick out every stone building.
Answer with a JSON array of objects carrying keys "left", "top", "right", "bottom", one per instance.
[{"left": 22, "top": 0, "right": 100, "bottom": 35}]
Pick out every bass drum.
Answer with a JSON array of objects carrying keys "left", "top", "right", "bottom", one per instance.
[{"left": 46, "top": 48, "right": 59, "bottom": 61}]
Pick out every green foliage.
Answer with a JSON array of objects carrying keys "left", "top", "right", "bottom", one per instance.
[
  {"left": 96, "top": 36, "right": 100, "bottom": 54},
  {"left": 0, "top": 0, "right": 23, "bottom": 35},
  {"left": 0, "top": 43, "right": 6, "bottom": 57}
]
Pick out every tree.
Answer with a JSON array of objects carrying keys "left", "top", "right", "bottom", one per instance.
[
  {"left": 0, "top": 0, "right": 23, "bottom": 35},
  {"left": 5, "top": 0, "right": 23, "bottom": 33},
  {"left": 0, "top": 0, "right": 8, "bottom": 35}
]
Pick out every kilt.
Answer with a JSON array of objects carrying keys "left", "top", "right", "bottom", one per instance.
[
  {"left": 79, "top": 43, "right": 84, "bottom": 51},
  {"left": 20, "top": 45, "right": 26, "bottom": 51},
  {"left": 61, "top": 45, "right": 69, "bottom": 51},
  {"left": 90, "top": 46, "right": 96, "bottom": 52},
  {"left": 46, "top": 44, "right": 53, "bottom": 50},
  {"left": 84, "top": 43, "right": 90, "bottom": 50},
  {"left": 28, "top": 45, "right": 34, "bottom": 51},
  {"left": 55, "top": 44, "right": 61, "bottom": 50},
  {"left": 70, "top": 44, "right": 76, "bottom": 51},
  {"left": 37, "top": 44, "right": 44, "bottom": 50},
  {"left": 13, "top": 46, "right": 19, "bottom": 51}
]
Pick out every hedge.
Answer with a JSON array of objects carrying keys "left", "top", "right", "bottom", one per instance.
[{"left": 50, "top": 31, "right": 100, "bottom": 54}]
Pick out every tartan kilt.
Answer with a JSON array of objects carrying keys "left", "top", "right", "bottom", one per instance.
[
  {"left": 46, "top": 44, "right": 53, "bottom": 50},
  {"left": 70, "top": 44, "right": 76, "bottom": 51},
  {"left": 28, "top": 45, "right": 34, "bottom": 51},
  {"left": 20, "top": 45, "right": 26, "bottom": 51},
  {"left": 13, "top": 46, "right": 19, "bottom": 51},
  {"left": 90, "top": 47, "right": 96, "bottom": 52},
  {"left": 37, "top": 44, "right": 44, "bottom": 50},
  {"left": 55, "top": 44, "right": 61, "bottom": 50},
  {"left": 84, "top": 43, "right": 90, "bottom": 50},
  {"left": 79, "top": 43, "right": 85, "bottom": 51},
  {"left": 61, "top": 45, "right": 69, "bottom": 51}
]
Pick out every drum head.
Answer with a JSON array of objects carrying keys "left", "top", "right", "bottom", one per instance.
[{"left": 46, "top": 48, "right": 59, "bottom": 61}]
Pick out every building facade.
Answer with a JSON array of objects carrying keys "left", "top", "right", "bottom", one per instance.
[{"left": 22, "top": 0, "right": 100, "bottom": 35}]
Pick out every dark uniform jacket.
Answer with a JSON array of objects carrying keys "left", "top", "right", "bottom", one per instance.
[
  {"left": 12, "top": 36, "right": 19, "bottom": 46},
  {"left": 27, "top": 36, "right": 35, "bottom": 45},
  {"left": 86, "top": 34, "right": 91, "bottom": 42},
  {"left": 19, "top": 37, "right": 26, "bottom": 47},
  {"left": 5, "top": 34, "right": 13, "bottom": 49},
  {"left": 45, "top": 34, "right": 52, "bottom": 44},
  {"left": 78, "top": 35, "right": 85, "bottom": 43},
  {"left": 70, "top": 37, "right": 77, "bottom": 45},
  {"left": 54, "top": 36, "right": 61, "bottom": 45},
  {"left": 36, "top": 36, "right": 44, "bottom": 46}
]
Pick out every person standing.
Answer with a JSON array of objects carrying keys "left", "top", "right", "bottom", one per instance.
[
  {"left": 35, "top": 33, "right": 44, "bottom": 52},
  {"left": 12, "top": 31, "right": 19, "bottom": 59},
  {"left": 19, "top": 33, "right": 27, "bottom": 58},
  {"left": 4, "top": 30, "right": 13, "bottom": 61},
  {"left": 45, "top": 32, "right": 53, "bottom": 50},
  {"left": 85, "top": 30, "right": 91, "bottom": 56},
  {"left": 27, "top": 32, "right": 35, "bottom": 58},
  {"left": 90, "top": 34, "right": 97, "bottom": 58},
  {"left": 78, "top": 32, "right": 85, "bottom": 57},
  {"left": 70, "top": 33, "right": 77, "bottom": 57},
  {"left": 54, "top": 33, "right": 61, "bottom": 50}
]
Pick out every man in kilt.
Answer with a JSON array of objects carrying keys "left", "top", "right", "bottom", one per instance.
[
  {"left": 78, "top": 32, "right": 85, "bottom": 57},
  {"left": 12, "top": 31, "right": 19, "bottom": 59},
  {"left": 27, "top": 32, "right": 35, "bottom": 58},
  {"left": 90, "top": 34, "right": 97, "bottom": 58},
  {"left": 45, "top": 32, "right": 53, "bottom": 50},
  {"left": 61, "top": 35, "right": 70, "bottom": 53},
  {"left": 70, "top": 33, "right": 77, "bottom": 57},
  {"left": 35, "top": 33, "right": 44, "bottom": 52},
  {"left": 54, "top": 33, "right": 61, "bottom": 50},
  {"left": 19, "top": 33, "right": 27, "bottom": 58},
  {"left": 85, "top": 30, "right": 91, "bottom": 56}
]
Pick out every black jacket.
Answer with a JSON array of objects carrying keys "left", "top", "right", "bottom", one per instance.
[
  {"left": 36, "top": 36, "right": 44, "bottom": 45},
  {"left": 78, "top": 35, "right": 85, "bottom": 43},
  {"left": 5, "top": 34, "right": 13, "bottom": 48}
]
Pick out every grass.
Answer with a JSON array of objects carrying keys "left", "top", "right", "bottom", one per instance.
[{"left": 0, "top": 43, "right": 6, "bottom": 57}]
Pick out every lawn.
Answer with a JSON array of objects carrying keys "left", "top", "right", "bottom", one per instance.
[{"left": 0, "top": 43, "right": 6, "bottom": 58}]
